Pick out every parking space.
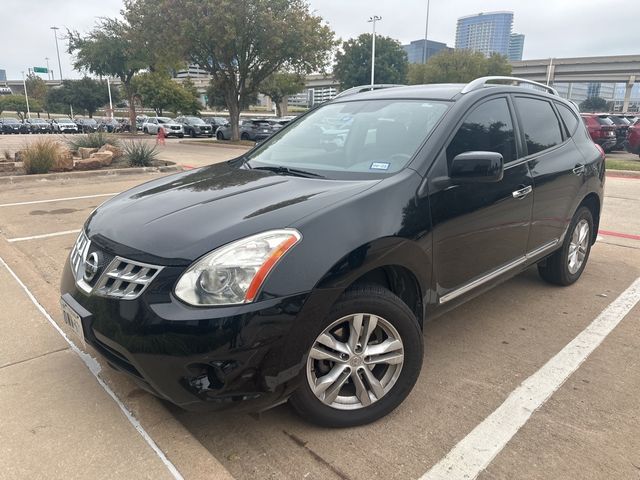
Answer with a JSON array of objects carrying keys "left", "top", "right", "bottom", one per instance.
[{"left": 0, "top": 171, "right": 638, "bottom": 480}]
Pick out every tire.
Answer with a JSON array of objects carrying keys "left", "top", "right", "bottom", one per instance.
[
  {"left": 178, "top": 134, "right": 184, "bottom": 138},
  {"left": 290, "top": 285, "right": 423, "bottom": 427},
  {"left": 190, "top": 129, "right": 197, "bottom": 138},
  {"left": 143, "top": 128, "right": 148, "bottom": 134},
  {"left": 538, "top": 206, "right": 594, "bottom": 286},
  {"left": 216, "top": 131, "right": 224, "bottom": 141},
  {"left": 241, "top": 132, "right": 250, "bottom": 141}
]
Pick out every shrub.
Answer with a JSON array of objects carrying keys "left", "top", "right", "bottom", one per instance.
[
  {"left": 3, "top": 149, "right": 11, "bottom": 161},
  {"left": 123, "top": 140, "right": 158, "bottom": 167},
  {"left": 22, "top": 138, "right": 60, "bottom": 174},
  {"left": 67, "top": 132, "right": 119, "bottom": 151}
]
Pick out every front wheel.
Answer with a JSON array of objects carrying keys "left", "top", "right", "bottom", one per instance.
[
  {"left": 538, "top": 206, "right": 594, "bottom": 286},
  {"left": 290, "top": 285, "right": 423, "bottom": 427},
  {"left": 216, "top": 131, "right": 224, "bottom": 141}
]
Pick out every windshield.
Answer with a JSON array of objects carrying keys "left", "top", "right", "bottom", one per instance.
[
  {"left": 4, "top": 118, "right": 20, "bottom": 123},
  {"left": 186, "top": 117, "right": 205, "bottom": 124},
  {"left": 158, "top": 117, "right": 173, "bottom": 124},
  {"left": 246, "top": 99, "right": 449, "bottom": 178}
]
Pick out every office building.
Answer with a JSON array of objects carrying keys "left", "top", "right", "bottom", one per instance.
[
  {"left": 455, "top": 12, "right": 513, "bottom": 57},
  {"left": 403, "top": 39, "right": 450, "bottom": 64},
  {"left": 0, "top": 69, "right": 7, "bottom": 82},
  {"left": 508, "top": 33, "right": 525, "bottom": 61}
]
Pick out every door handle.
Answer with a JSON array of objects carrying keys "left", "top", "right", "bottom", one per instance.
[
  {"left": 512, "top": 185, "right": 532, "bottom": 199},
  {"left": 573, "top": 164, "right": 586, "bottom": 175}
]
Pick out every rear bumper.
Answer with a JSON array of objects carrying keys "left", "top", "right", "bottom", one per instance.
[{"left": 60, "top": 258, "right": 338, "bottom": 412}]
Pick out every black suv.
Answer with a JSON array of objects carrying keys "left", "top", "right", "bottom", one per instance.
[
  {"left": 0, "top": 117, "right": 29, "bottom": 134},
  {"left": 60, "top": 77, "right": 604, "bottom": 427},
  {"left": 175, "top": 116, "right": 214, "bottom": 138},
  {"left": 25, "top": 118, "right": 53, "bottom": 134}
]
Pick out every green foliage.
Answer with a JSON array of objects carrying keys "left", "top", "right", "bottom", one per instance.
[
  {"left": 407, "top": 50, "right": 512, "bottom": 85},
  {"left": 155, "top": 0, "right": 336, "bottom": 140},
  {"left": 67, "top": 132, "right": 119, "bottom": 151},
  {"left": 123, "top": 140, "right": 158, "bottom": 167},
  {"left": 22, "top": 138, "right": 60, "bottom": 174},
  {"left": 334, "top": 34, "right": 408, "bottom": 89},
  {"left": 206, "top": 79, "right": 257, "bottom": 111},
  {"left": 579, "top": 96, "right": 609, "bottom": 113},
  {"left": 259, "top": 72, "right": 305, "bottom": 116},
  {"left": 0, "top": 95, "right": 42, "bottom": 119},
  {"left": 45, "top": 77, "right": 117, "bottom": 117},
  {"left": 68, "top": 17, "right": 150, "bottom": 125},
  {"left": 132, "top": 72, "right": 200, "bottom": 115},
  {"left": 25, "top": 74, "right": 48, "bottom": 103}
]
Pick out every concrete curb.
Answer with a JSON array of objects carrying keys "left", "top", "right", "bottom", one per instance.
[
  {"left": 0, "top": 165, "right": 182, "bottom": 185},
  {"left": 0, "top": 236, "right": 234, "bottom": 480},
  {"left": 606, "top": 169, "right": 640, "bottom": 179}
]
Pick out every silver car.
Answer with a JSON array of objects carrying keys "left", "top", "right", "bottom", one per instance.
[{"left": 142, "top": 117, "right": 184, "bottom": 138}]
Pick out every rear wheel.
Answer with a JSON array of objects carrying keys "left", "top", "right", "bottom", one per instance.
[
  {"left": 216, "top": 131, "right": 224, "bottom": 141},
  {"left": 538, "top": 206, "right": 593, "bottom": 286},
  {"left": 290, "top": 285, "right": 423, "bottom": 427},
  {"left": 241, "top": 132, "right": 250, "bottom": 141}
]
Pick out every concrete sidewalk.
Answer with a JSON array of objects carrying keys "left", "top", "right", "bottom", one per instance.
[{"left": 0, "top": 263, "right": 178, "bottom": 479}]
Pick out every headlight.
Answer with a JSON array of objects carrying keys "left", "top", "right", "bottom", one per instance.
[{"left": 174, "top": 229, "right": 301, "bottom": 306}]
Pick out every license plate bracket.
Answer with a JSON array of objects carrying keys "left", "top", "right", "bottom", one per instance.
[{"left": 60, "top": 294, "right": 92, "bottom": 347}]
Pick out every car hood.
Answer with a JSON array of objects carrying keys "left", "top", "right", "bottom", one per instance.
[{"left": 86, "top": 162, "right": 378, "bottom": 264}]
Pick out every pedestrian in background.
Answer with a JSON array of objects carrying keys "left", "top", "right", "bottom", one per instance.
[{"left": 156, "top": 126, "right": 166, "bottom": 146}]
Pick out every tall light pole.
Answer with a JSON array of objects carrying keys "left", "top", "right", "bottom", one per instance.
[
  {"left": 422, "top": 0, "right": 431, "bottom": 64},
  {"left": 368, "top": 15, "right": 382, "bottom": 86},
  {"left": 106, "top": 77, "right": 114, "bottom": 119},
  {"left": 51, "top": 26, "right": 63, "bottom": 81},
  {"left": 22, "top": 71, "right": 31, "bottom": 119}
]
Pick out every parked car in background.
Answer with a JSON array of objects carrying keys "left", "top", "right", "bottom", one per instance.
[
  {"left": 216, "top": 118, "right": 273, "bottom": 141},
  {"left": 268, "top": 118, "right": 292, "bottom": 133},
  {"left": 581, "top": 114, "right": 617, "bottom": 152},
  {"left": 626, "top": 119, "right": 640, "bottom": 156},
  {"left": 60, "top": 77, "right": 604, "bottom": 427},
  {"left": 606, "top": 115, "right": 631, "bottom": 150},
  {"left": 142, "top": 117, "right": 184, "bottom": 138},
  {"left": 24, "top": 118, "right": 52, "bottom": 134},
  {"left": 623, "top": 115, "right": 639, "bottom": 125},
  {"left": 0, "top": 117, "right": 29, "bottom": 134},
  {"left": 75, "top": 118, "right": 99, "bottom": 133},
  {"left": 175, "top": 116, "right": 214, "bottom": 138},
  {"left": 51, "top": 118, "right": 79, "bottom": 134},
  {"left": 203, "top": 117, "right": 228, "bottom": 131},
  {"left": 97, "top": 117, "right": 121, "bottom": 133}
]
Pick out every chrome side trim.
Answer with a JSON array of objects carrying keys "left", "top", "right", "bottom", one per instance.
[{"left": 438, "top": 239, "right": 560, "bottom": 305}]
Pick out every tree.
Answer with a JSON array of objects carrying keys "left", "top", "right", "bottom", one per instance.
[
  {"left": 43, "top": 78, "right": 117, "bottom": 117},
  {"left": 334, "top": 34, "right": 408, "bottom": 90},
  {"left": 68, "top": 18, "right": 151, "bottom": 127},
  {"left": 259, "top": 72, "right": 305, "bottom": 116},
  {"left": 206, "top": 79, "right": 257, "bottom": 111},
  {"left": 407, "top": 50, "right": 512, "bottom": 85},
  {"left": 157, "top": 0, "right": 336, "bottom": 140},
  {"left": 132, "top": 72, "right": 200, "bottom": 115},
  {"left": 580, "top": 96, "right": 608, "bottom": 113},
  {"left": 179, "top": 78, "right": 203, "bottom": 115},
  {"left": 0, "top": 94, "right": 42, "bottom": 120},
  {"left": 25, "top": 74, "right": 48, "bottom": 104}
]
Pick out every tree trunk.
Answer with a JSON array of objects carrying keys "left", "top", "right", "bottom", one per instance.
[
  {"left": 276, "top": 102, "right": 282, "bottom": 118},
  {"left": 229, "top": 102, "right": 240, "bottom": 141},
  {"left": 126, "top": 86, "right": 137, "bottom": 134}
]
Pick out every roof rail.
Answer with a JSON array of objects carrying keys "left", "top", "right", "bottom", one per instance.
[
  {"left": 461, "top": 76, "right": 559, "bottom": 96},
  {"left": 334, "top": 84, "right": 405, "bottom": 99}
]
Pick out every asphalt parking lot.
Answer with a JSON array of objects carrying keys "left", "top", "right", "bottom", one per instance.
[{"left": 0, "top": 164, "right": 639, "bottom": 479}]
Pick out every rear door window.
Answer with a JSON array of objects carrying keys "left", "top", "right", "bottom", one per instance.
[
  {"left": 514, "top": 97, "right": 564, "bottom": 155},
  {"left": 446, "top": 97, "right": 517, "bottom": 165}
]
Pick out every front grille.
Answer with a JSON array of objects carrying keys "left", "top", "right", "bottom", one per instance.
[
  {"left": 69, "top": 231, "right": 163, "bottom": 300},
  {"left": 94, "top": 257, "right": 162, "bottom": 300}
]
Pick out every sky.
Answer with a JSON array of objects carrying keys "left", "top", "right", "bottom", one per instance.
[{"left": 1, "top": 0, "right": 639, "bottom": 80}]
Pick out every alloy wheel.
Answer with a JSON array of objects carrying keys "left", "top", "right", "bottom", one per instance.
[
  {"left": 568, "top": 219, "right": 590, "bottom": 274},
  {"left": 306, "top": 313, "right": 404, "bottom": 410}
]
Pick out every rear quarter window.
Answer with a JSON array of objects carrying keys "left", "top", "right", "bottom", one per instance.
[{"left": 556, "top": 103, "right": 580, "bottom": 136}]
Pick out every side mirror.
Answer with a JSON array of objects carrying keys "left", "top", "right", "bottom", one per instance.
[{"left": 450, "top": 151, "right": 504, "bottom": 183}]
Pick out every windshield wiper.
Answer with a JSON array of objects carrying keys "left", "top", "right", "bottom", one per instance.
[{"left": 250, "top": 165, "right": 325, "bottom": 179}]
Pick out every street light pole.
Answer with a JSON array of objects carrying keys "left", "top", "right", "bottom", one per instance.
[
  {"left": 422, "top": 0, "right": 431, "bottom": 64},
  {"left": 368, "top": 15, "right": 382, "bottom": 86},
  {"left": 22, "top": 71, "right": 31, "bottom": 119},
  {"left": 106, "top": 77, "right": 114, "bottom": 119},
  {"left": 51, "top": 26, "right": 63, "bottom": 81}
]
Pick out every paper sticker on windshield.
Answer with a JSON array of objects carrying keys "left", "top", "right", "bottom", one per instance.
[{"left": 370, "top": 162, "right": 390, "bottom": 171}]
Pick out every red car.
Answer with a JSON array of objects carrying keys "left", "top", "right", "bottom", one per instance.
[
  {"left": 581, "top": 114, "right": 617, "bottom": 152},
  {"left": 627, "top": 119, "right": 640, "bottom": 156}
]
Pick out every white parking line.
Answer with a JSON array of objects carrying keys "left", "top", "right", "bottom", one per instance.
[
  {"left": 421, "top": 276, "right": 640, "bottom": 480},
  {"left": 7, "top": 229, "right": 81, "bottom": 243},
  {"left": 0, "top": 255, "right": 184, "bottom": 480},
  {"left": 0, "top": 192, "right": 119, "bottom": 208}
]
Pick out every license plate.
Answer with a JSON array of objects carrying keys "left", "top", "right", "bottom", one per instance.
[{"left": 60, "top": 298, "right": 86, "bottom": 346}]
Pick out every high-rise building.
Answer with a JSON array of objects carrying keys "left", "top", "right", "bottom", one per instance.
[
  {"left": 508, "top": 33, "right": 525, "bottom": 61},
  {"left": 402, "top": 39, "right": 451, "bottom": 64},
  {"left": 455, "top": 12, "right": 514, "bottom": 57},
  {"left": 0, "top": 69, "right": 7, "bottom": 82}
]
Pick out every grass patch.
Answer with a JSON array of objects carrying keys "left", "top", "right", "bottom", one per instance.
[
  {"left": 123, "top": 140, "right": 158, "bottom": 167},
  {"left": 67, "top": 132, "right": 119, "bottom": 151},
  {"left": 606, "top": 158, "right": 640, "bottom": 171},
  {"left": 22, "top": 138, "right": 60, "bottom": 174}
]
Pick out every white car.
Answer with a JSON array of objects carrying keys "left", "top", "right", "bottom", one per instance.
[
  {"left": 51, "top": 118, "right": 79, "bottom": 134},
  {"left": 141, "top": 117, "right": 184, "bottom": 138}
]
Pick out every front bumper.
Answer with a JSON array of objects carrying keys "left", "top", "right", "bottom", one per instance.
[{"left": 60, "top": 254, "right": 337, "bottom": 412}]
